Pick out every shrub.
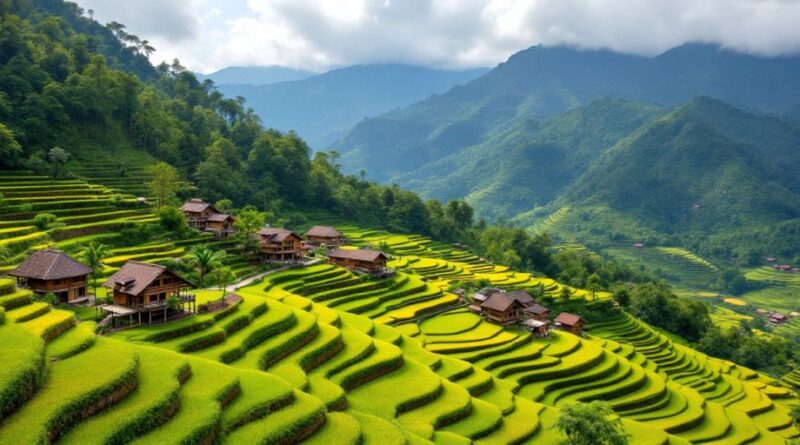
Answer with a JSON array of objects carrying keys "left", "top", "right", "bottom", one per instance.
[
  {"left": 33, "top": 213, "right": 59, "bottom": 230},
  {"left": 158, "top": 206, "right": 187, "bottom": 233}
]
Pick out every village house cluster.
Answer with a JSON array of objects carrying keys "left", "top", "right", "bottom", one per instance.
[
  {"left": 765, "top": 257, "right": 800, "bottom": 273},
  {"left": 469, "top": 287, "right": 584, "bottom": 336},
  {"left": 4, "top": 219, "right": 397, "bottom": 329}
]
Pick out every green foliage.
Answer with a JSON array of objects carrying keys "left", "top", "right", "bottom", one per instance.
[
  {"left": 553, "top": 401, "right": 629, "bottom": 445},
  {"left": 157, "top": 206, "right": 187, "bottom": 233},
  {"left": 0, "top": 123, "right": 21, "bottom": 168},
  {"left": 623, "top": 283, "right": 710, "bottom": 341},
  {"left": 234, "top": 205, "right": 265, "bottom": 256},
  {"left": 186, "top": 245, "right": 225, "bottom": 286},
  {"left": 32, "top": 213, "right": 59, "bottom": 230},
  {"left": 146, "top": 162, "right": 180, "bottom": 209},
  {"left": 214, "top": 198, "right": 233, "bottom": 214},
  {"left": 47, "top": 146, "right": 69, "bottom": 178},
  {"left": 80, "top": 242, "right": 109, "bottom": 295},
  {"left": 697, "top": 321, "right": 795, "bottom": 373}
]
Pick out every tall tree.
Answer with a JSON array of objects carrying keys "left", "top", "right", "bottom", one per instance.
[
  {"left": 47, "top": 146, "right": 69, "bottom": 178},
  {"left": 81, "top": 242, "right": 109, "bottom": 297},
  {"left": 187, "top": 245, "right": 225, "bottom": 286},
  {"left": 0, "top": 123, "right": 21, "bottom": 168},
  {"left": 146, "top": 161, "right": 180, "bottom": 208},
  {"left": 233, "top": 205, "right": 265, "bottom": 256}
]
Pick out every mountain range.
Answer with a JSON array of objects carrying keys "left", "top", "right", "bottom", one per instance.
[
  {"left": 213, "top": 64, "right": 488, "bottom": 148},
  {"left": 331, "top": 44, "right": 800, "bottom": 259}
]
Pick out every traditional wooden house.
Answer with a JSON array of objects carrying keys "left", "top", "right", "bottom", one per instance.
[
  {"left": 523, "top": 303, "right": 550, "bottom": 322},
  {"left": 8, "top": 250, "right": 93, "bottom": 304},
  {"left": 769, "top": 312, "right": 788, "bottom": 324},
  {"left": 473, "top": 287, "right": 501, "bottom": 304},
  {"left": 257, "top": 228, "right": 307, "bottom": 262},
  {"left": 507, "top": 290, "right": 534, "bottom": 307},
  {"left": 205, "top": 213, "right": 236, "bottom": 238},
  {"left": 179, "top": 199, "right": 221, "bottom": 230},
  {"left": 304, "top": 225, "right": 344, "bottom": 246},
  {"left": 100, "top": 261, "right": 194, "bottom": 326},
  {"left": 327, "top": 248, "right": 389, "bottom": 275},
  {"left": 480, "top": 292, "right": 525, "bottom": 325},
  {"left": 774, "top": 264, "right": 793, "bottom": 272},
  {"left": 554, "top": 312, "right": 585, "bottom": 335},
  {"left": 521, "top": 318, "right": 548, "bottom": 336}
]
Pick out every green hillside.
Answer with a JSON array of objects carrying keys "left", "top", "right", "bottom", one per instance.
[
  {"left": 1, "top": 223, "right": 798, "bottom": 444},
  {"left": 334, "top": 44, "right": 800, "bottom": 184}
]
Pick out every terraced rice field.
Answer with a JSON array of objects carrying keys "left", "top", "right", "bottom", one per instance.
[
  {"left": 604, "top": 245, "right": 719, "bottom": 293},
  {"left": 740, "top": 267, "right": 800, "bottom": 313},
  {"left": 0, "top": 171, "right": 258, "bottom": 280},
  {"left": 249, "top": 226, "right": 799, "bottom": 444},
  {"left": 1, "top": 202, "right": 798, "bottom": 445}
]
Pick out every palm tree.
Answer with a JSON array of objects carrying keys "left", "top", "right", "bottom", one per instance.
[
  {"left": 81, "top": 242, "right": 109, "bottom": 297},
  {"left": 188, "top": 245, "right": 225, "bottom": 286}
]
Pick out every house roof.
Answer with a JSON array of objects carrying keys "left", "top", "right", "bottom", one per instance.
[
  {"left": 207, "top": 213, "right": 234, "bottom": 222},
  {"left": 524, "top": 303, "right": 550, "bottom": 315},
  {"left": 522, "top": 319, "right": 547, "bottom": 328},
  {"left": 257, "top": 227, "right": 301, "bottom": 242},
  {"left": 179, "top": 199, "right": 215, "bottom": 213},
  {"left": 327, "top": 248, "right": 388, "bottom": 263},
  {"left": 305, "top": 225, "right": 341, "bottom": 238},
  {"left": 507, "top": 289, "right": 534, "bottom": 305},
  {"left": 480, "top": 293, "right": 520, "bottom": 312},
  {"left": 102, "top": 261, "right": 186, "bottom": 297},
  {"left": 476, "top": 287, "right": 501, "bottom": 296},
  {"left": 554, "top": 312, "right": 583, "bottom": 327},
  {"left": 9, "top": 250, "right": 92, "bottom": 280}
]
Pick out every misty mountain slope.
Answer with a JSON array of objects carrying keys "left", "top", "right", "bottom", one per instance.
[
  {"left": 335, "top": 43, "right": 800, "bottom": 183},
  {"left": 217, "top": 64, "right": 488, "bottom": 149},
  {"left": 196, "top": 66, "right": 314, "bottom": 85},
  {"left": 396, "top": 98, "right": 666, "bottom": 219},
  {"left": 562, "top": 97, "right": 800, "bottom": 235}
]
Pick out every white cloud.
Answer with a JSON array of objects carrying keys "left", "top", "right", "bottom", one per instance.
[{"left": 75, "top": 0, "right": 800, "bottom": 73}]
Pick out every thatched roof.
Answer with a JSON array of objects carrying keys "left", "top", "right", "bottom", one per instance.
[
  {"left": 305, "top": 225, "right": 341, "bottom": 238},
  {"left": 180, "top": 198, "right": 215, "bottom": 213},
  {"left": 257, "top": 228, "right": 301, "bottom": 242},
  {"left": 327, "top": 248, "right": 387, "bottom": 263},
  {"left": 524, "top": 303, "right": 550, "bottom": 315},
  {"left": 480, "top": 293, "right": 520, "bottom": 312},
  {"left": 207, "top": 213, "right": 234, "bottom": 222},
  {"left": 102, "top": 261, "right": 186, "bottom": 297},
  {"left": 507, "top": 290, "right": 534, "bottom": 306},
  {"left": 9, "top": 250, "right": 92, "bottom": 280},
  {"left": 554, "top": 312, "right": 583, "bottom": 327}
]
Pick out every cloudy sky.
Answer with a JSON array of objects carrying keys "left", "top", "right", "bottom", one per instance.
[{"left": 76, "top": 0, "right": 800, "bottom": 74}]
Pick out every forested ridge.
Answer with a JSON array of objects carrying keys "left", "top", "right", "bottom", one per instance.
[{"left": 0, "top": 0, "right": 796, "bottom": 378}]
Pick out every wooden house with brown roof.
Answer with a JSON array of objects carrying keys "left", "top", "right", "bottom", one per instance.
[
  {"left": 480, "top": 292, "right": 525, "bottom": 325},
  {"left": 257, "top": 228, "right": 307, "bottom": 262},
  {"left": 100, "top": 261, "right": 194, "bottom": 326},
  {"left": 554, "top": 312, "right": 585, "bottom": 335},
  {"left": 9, "top": 250, "right": 93, "bottom": 304},
  {"left": 523, "top": 303, "right": 551, "bottom": 322},
  {"left": 205, "top": 213, "right": 236, "bottom": 238},
  {"left": 305, "top": 225, "right": 344, "bottom": 246},
  {"left": 327, "top": 248, "right": 388, "bottom": 275},
  {"left": 180, "top": 198, "right": 218, "bottom": 230},
  {"left": 507, "top": 290, "right": 534, "bottom": 307}
]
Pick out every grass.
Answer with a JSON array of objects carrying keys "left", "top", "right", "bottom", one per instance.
[
  {"left": 47, "top": 321, "right": 97, "bottom": 360},
  {"left": 0, "top": 337, "right": 138, "bottom": 443},
  {"left": 0, "top": 324, "right": 45, "bottom": 421}
]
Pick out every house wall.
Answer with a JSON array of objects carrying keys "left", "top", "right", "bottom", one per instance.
[
  {"left": 26, "top": 275, "right": 88, "bottom": 303},
  {"left": 111, "top": 272, "right": 187, "bottom": 307},
  {"left": 329, "top": 257, "right": 386, "bottom": 271}
]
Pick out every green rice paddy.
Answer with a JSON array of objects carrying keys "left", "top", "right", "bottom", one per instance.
[{"left": 0, "top": 170, "right": 798, "bottom": 443}]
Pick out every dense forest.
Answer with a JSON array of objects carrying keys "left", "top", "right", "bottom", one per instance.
[{"left": 0, "top": 0, "right": 794, "bottom": 375}]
